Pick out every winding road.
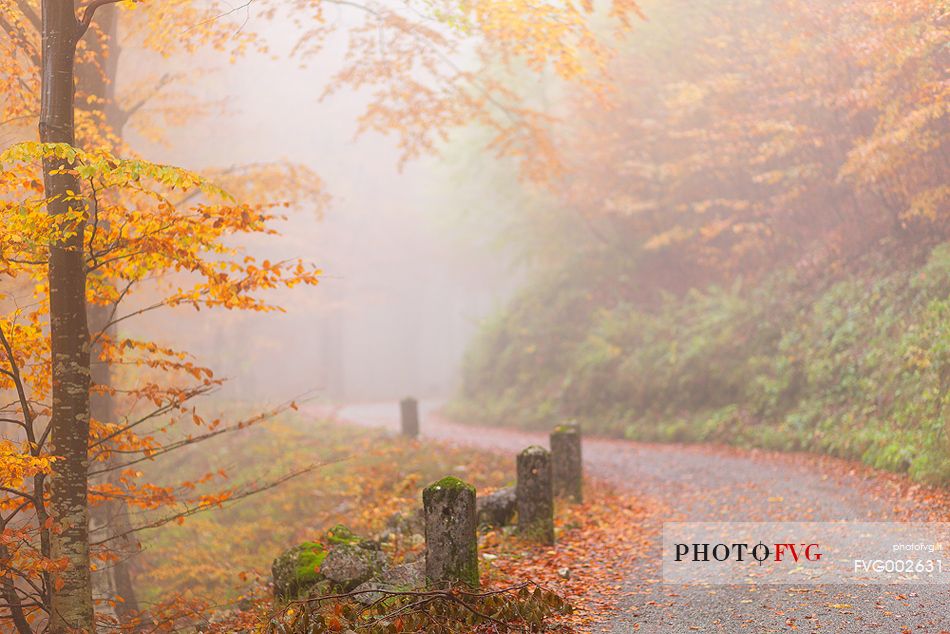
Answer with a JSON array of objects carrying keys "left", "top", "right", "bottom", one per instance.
[{"left": 325, "top": 401, "right": 950, "bottom": 633}]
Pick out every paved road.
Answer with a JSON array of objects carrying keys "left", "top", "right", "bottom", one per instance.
[{"left": 323, "top": 401, "right": 950, "bottom": 633}]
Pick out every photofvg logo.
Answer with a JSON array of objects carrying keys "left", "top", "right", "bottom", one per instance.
[
  {"left": 663, "top": 522, "right": 950, "bottom": 585},
  {"left": 674, "top": 541, "right": 822, "bottom": 564}
]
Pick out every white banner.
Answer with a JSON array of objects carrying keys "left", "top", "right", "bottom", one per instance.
[{"left": 662, "top": 522, "right": 950, "bottom": 585}]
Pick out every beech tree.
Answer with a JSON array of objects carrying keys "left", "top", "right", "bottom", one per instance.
[
  {"left": 39, "top": 2, "right": 98, "bottom": 629},
  {"left": 1, "top": 0, "right": 640, "bottom": 632}
]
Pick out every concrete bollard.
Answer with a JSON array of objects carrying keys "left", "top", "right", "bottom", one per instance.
[
  {"left": 550, "top": 423, "right": 583, "bottom": 503},
  {"left": 516, "top": 446, "right": 555, "bottom": 544},
  {"left": 423, "top": 476, "right": 479, "bottom": 588},
  {"left": 400, "top": 397, "right": 419, "bottom": 438}
]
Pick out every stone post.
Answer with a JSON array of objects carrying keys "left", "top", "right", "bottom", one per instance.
[
  {"left": 551, "top": 424, "right": 583, "bottom": 503},
  {"left": 400, "top": 397, "right": 419, "bottom": 438},
  {"left": 423, "top": 476, "right": 479, "bottom": 588},
  {"left": 516, "top": 446, "right": 555, "bottom": 544}
]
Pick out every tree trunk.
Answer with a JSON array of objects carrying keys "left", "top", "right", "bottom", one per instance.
[
  {"left": 75, "top": 4, "right": 142, "bottom": 621},
  {"left": 40, "top": 1, "right": 94, "bottom": 632}
]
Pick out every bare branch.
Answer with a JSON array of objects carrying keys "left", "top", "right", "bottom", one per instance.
[
  {"left": 100, "top": 299, "right": 170, "bottom": 332},
  {"left": 182, "top": 0, "right": 256, "bottom": 35},
  {"left": 87, "top": 393, "right": 313, "bottom": 475},
  {"left": 89, "top": 280, "right": 134, "bottom": 348},
  {"left": 91, "top": 463, "right": 326, "bottom": 545},
  {"left": 117, "top": 73, "right": 176, "bottom": 127},
  {"left": 14, "top": 0, "right": 40, "bottom": 32},
  {"left": 77, "top": 0, "right": 124, "bottom": 39},
  {"left": 0, "top": 544, "right": 32, "bottom": 634},
  {"left": 0, "top": 326, "right": 36, "bottom": 442}
]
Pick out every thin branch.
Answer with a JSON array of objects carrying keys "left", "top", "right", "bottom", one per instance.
[
  {"left": 36, "top": 422, "right": 51, "bottom": 452},
  {"left": 78, "top": 0, "right": 124, "bottom": 38},
  {"left": 0, "top": 499, "right": 34, "bottom": 529},
  {"left": 0, "top": 485, "right": 35, "bottom": 501},
  {"left": 0, "top": 544, "right": 31, "bottom": 634},
  {"left": 0, "top": 113, "right": 37, "bottom": 128},
  {"left": 101, "top": 299, "right": 170, "bottom": 332},
  {"left": 1, "top": 323, "right": 53, "bottom": 581},
  {"left": 91, "top": 463, "right": 325, "bottom": 545},
  {"left": 182, "top": 0, "right": 256, "bottom": 35},
  {"left": 117, "top": 73, "right": 175, "bottom": 127},
  {"left": 86, "top": 180, "right": 102, "bottom": 269},
  {"left": 0, "top": 326, "right": 36, "bottom": 441},
  {"left": 88, "top": 394, "right": 312, "bottom": 475},
  {"left": 89, "top": 279, "right": 134, "bottom": 347},
  {"left": 14, "top": 0, "right": 40, "bottom": 31},
  {"left": 4, "top": 257, "right": 47, "bottom": 266},
  {"left": 321, "top": 0, "right": 521, "bottom": 126},
  {"left": 88, "top": 385, "right": 214, "bottom": 449}
]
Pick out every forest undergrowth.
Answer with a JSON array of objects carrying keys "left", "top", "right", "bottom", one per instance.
[
  {"left": 451, "top": 243, "right": 950, "bottom": 484},
  {"left": 135, "top": 416, "right": 651, "bottom": 631}
]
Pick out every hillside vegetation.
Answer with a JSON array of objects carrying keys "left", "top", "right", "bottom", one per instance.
[
  {"left": 451, "top": 243, "right": 950, "bottom": 482},
  {"left": 450, "top": 0, "right": 948, "bottom": 483}
]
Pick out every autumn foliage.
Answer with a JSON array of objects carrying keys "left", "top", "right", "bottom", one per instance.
[
  {"left": 1, "top": 0, "right": 641, "bottom": 631},
  {"left": 0, "top": 139, "right": 321, "bottom": 629},
  {"left": 558, "top": 0, "right": 947, "bottom": 281},
  {"left": 452, "top": 0, "right": 950, "bottom": 482},
  {"left": 5, "top": 0, "right": 942, "bottom": 630}
]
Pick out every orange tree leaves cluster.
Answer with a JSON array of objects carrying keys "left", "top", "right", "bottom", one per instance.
[
  {"left": 550, "top": 0, "right": 948, "bottom": 290},
  {"left": 0, "top": 0, "right": 259, "bottom": 147},
  {"left": 289, "top": 0, "right": 645, "bottom": 180},
  {"left": 0, "top": 0, "right": 326, "bottom": 221},
  {"left": 0, "top": 141, "right": 320, "bottom": 631},
  {"left": 2, "top": 0, "right": 644, "bottom": 180}
]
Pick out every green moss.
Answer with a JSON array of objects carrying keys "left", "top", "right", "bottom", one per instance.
[
  {"left": 427, "top": 476, "right": 476, "bottom": 493},
  {"left": 325, "top": 524, "right": 360, "bottom": 545},
  {"left": 461, "top": 541, "right": 480, "bottom": 589},
  {"left": 294, "top": 541, "right": 327, "bottom": 583}
]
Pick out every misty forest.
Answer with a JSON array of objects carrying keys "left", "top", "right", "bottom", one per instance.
[{"left": 0, "top": 0, "right": 948, "bottom": 632}]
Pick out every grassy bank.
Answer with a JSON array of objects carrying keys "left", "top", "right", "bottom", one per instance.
[
  {"left": 134, "top": 414, "right": 653, "bottom": 632},
  {"left": 450, "top": 243, "right": 950, "bottom": 483},
  {"left": 137, "top": 416, "right": 513, "bottom": 604}
]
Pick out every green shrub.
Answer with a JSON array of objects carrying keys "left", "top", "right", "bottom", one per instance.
[{"left": 454, "top": 243, "right": 950, "bottom": 483}]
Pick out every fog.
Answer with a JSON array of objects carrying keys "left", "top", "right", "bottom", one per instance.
[
  {"left": 3, "top": 1, "right": 948, "bottom": 631},
  {"left": 123, "top": 8, "right": 519, "bottom": 403}
]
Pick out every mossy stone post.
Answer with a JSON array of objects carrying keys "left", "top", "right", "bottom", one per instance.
[
  {"left": 423, "top": 476, "right": 479, "bottom": 588},
  {"left": 516, "top": 446, "right": 555, "bottom": 544},
  {"left": 551, "top": 424, "right": 583, "bottom": 503},
  {"left": 400, "top": 397, "right": 419, "bottom": 438}
]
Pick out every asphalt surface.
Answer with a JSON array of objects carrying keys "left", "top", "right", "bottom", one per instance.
[{"left": 323, "top": 401, "right": 950, "bottom": 633}]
